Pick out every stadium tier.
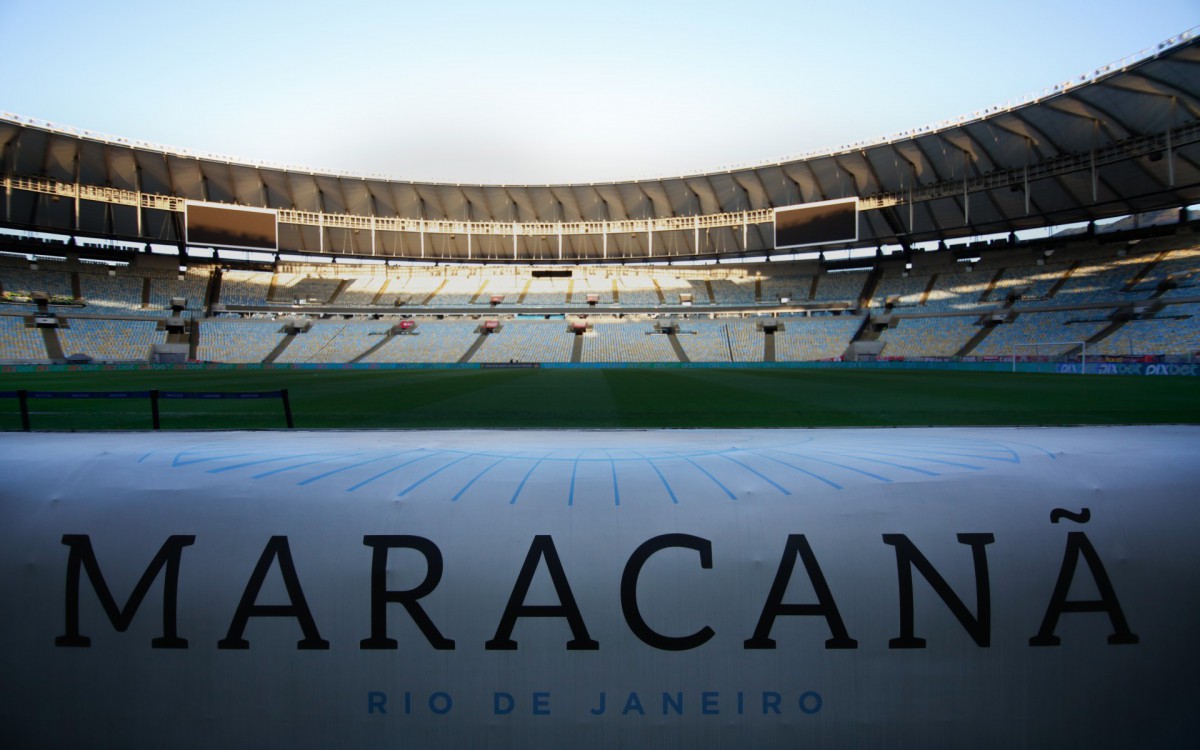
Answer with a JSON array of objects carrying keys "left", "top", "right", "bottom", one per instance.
[
  {"left": 472, "top": 320, "right": 575, "bottom": 363},
  {"left": 3, "top": 226, "right": 1198, "bottom": 365},
  {"left": 0, "top": 313, "right": 45, "bottom": 362},
  {"left": 1, "top": 32, "right": 1197, "bottom": 366},
  {"left": 2, "top": 34, "right": 1197, "bottom": 264},
  {"left": 876, "top": 316, "right": 982, "bottom": 358},
  {"left": 272, "top": 321, "right": 393, "bottom": 364}
]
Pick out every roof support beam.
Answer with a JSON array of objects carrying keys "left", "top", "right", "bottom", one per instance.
[
  {"left": 13, "top": 121, "right": 1195, "bottom": 254},
  {"left": 1111, "top": 72, "right": 1200, "bottom": 119},
  {"left": 1047, "top": 96, "right": 1163, "bottom": 204},
  {"left": 955, "top": 128, "right": 1015, "bottom": 232}
]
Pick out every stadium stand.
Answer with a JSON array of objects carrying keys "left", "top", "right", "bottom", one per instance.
[
  {"left": 147, "top": 269, "right": 209, "bottom": 317},
  {"left": 472, "top": 320, "right": 576, "bottom": 363},
  {"left": 869, "top": 272, "right": 930, "bottom": 310},
  {"left": 613, "top": 277, "right": 661, "bottom": 307},
  {"left": 58, "top": 318, "right": 163, "bottom": 362},
  {"left": 386, "top": 271, "right": 444, "bottom": 307},
  {"left": 813, "top": 270, "right": 868, "bottom": 303},
  {"left": 582, "top": 322, "right": 679, "bottom": 362},
  {"left": 990, "top": 264, "right": 1064, "bottom": 306},
  {"left": 197, "top": 320, "right": 287, "bottom": 363},
  {"left": 773, "top": 315, "right": 863, "bottom": 361},
  {"left": 727, "top": 319, "right": 767, "bottom": 362},
  {"left": 760, "top": 274, "right": 814, "bottom": 304},
  {"left": 77, "top": 270, "right": 145, "bottom": 316},
  {"left": 1043, "top": 257, "right": 1145, "bottom": 306},
  {"left": 2, "top": 227, "right": 1200, "bottom": 365},
  {"left": 522, "top": 277, "right": 569, "bottom": 306},
  {"left": 218, "top": 269, "right": 273, "bottom": 307},
  {"left": 920, "top": 268, "right": 995, "bottom": 312},
  {"left": 670, "top": 318, "right": 767, "bottom": 362},
  {"left": 674, "top": 320, "right": 736, "bottom": 362},
  {"left": 572, "top": 274, "right": 615, "bottom": 306},
  {"left": 335, "top": 274, "right": 389, "bottom": 306},
  {"left": 655, "top": 275, "right": 692, "bottom": 305},
  {"left": 708, "top": 278, "right": 757, "bottom": 305},
  {"left": 1088, "top": 303, "right": 1200, "bottom": 357},
  {"left": 0, "top": 259, "right": 74, "bottom": 299},
  {"left": 268, "top": 273, "right": 346, "bottom": 305},
  {"left": 480, "top": 274, "right": 527, "bottom": 306},
  {"left": 972, "top": 310, "right": 1114, "bottom": 358},
  {"left": 1134, "top": 245, "right": 1200, "bottom": 299},
  {"left": 878, "top": 316, "right": 982, "bottom": 358},
  {"left": 359, "top": 320, "right": 480, "bottom": 363},
  {"left": 1, "top": 35, "right": 1197, "bottom": 373},
  {"left": 274, "top": 321, "right": 394, "bottom": 363},
  {"left": 424, "top": 274, "right": 480, "bottom": 306},
  {"left": 0, "top": 315, "right": 47, "bottom": 362}
]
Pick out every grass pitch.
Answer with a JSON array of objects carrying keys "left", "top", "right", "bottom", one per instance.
[{"left": 1, "top": 367, "right": 1198, "bottom": 430}]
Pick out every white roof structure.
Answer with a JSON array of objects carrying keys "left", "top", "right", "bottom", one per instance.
[{"left": 2, "top": 31, "right": 1198, "bottom": 262}]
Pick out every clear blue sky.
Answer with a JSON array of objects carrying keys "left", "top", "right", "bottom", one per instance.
[{"left": 1, "top": 0, "right": 1195, "bottom": 184}]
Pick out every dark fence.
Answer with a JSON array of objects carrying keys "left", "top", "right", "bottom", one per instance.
[{"left": 0, "top": 389, "right": 293, "bottom": 431}]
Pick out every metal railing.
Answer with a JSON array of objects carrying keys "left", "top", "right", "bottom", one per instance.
[{"left": 0, "top": 388, "right": 294, "bottom": 430}]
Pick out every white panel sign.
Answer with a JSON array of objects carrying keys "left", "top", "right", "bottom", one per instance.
[{"left": 1, "top": 427, "right": 1197, "bottom": 748}]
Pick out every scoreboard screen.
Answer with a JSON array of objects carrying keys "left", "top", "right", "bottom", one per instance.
[
  {"left": 773, "top": 198, "right": 858, "bottom": 250},
  {"left": 186, "top": 202, "right": 278, "bottom": 251}
]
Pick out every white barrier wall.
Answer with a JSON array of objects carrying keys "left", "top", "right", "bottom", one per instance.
[{"left": 1, "top": 426, "right": 1197, "bottom": 749}]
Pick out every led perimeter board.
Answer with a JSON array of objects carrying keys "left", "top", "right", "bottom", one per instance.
[
  {"left": 185, "top": 202, "right": 278, "bottom": 251},
  {"left": 773, "top": 198, "right": 858, "bottom": 250}
]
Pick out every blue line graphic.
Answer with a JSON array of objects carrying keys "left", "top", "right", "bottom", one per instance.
[
  {"left": 207, "top": 452, "right": 327, "bottom": 474},
  {"left": 568, "top": 458, "right": 580, "bottom": 506},
  {"left": 859, "top": 438, "right": 1019, "bottom": 463},
  {"left": 769, "top": 449, "right": 893, "bottom": 483},
  {"left": 510, "top": 458, "right": 547, "bottom": 505},
  {"left": 451, "top": 458, "right": 505, "bottom": 502},
  {"left": 171, "top": 451, "right": 255, "bottom": 468},
  {"left": 885, "top": 447, "right": 1018, "bottom": 464},
  {"left": 297, "top": 451, "right": 415, "bottom": 486},
  {"left": 671, "top": 453, "right": 738, "bottom": 500},
  {"left": 754, "top": 453, "right": 843, "bottom": 490},
  {"left": 399, "top": 454, "right": 473, "bottom": 497},
  {"left": 609, "top": 456, "right": 621, "bottom": 506},
  {"left": 135, "top": 432, "right": 1052, "bottom": 508},
  {"left": 836, "top": 447, "right": 984, "bottom": 470},
  {"left": 252, "top": 455, "right": 342, "bottom": 479},
  {"left": 719, "top": 454, "right": 791, "bottom": 495},
  {"left": 630, "top": 451, "right": 679, "bottom": 503},
  {"left": 808, "top": 449, "right": 942, "bottom": 476},
  {"left": 348, "top": 452, "right": 441, "bottom": 492},
  {"left": 995, "top": 440, "right": 1057, "bottom": 459}
]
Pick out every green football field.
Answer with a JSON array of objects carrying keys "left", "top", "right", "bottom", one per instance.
[{"left": 1, "top": 367, "right": 1198, "bottom": 430}]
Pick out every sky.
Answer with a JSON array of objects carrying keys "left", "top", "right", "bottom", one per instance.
[{"left": 1, "top": 0, "right": 1196, "bottom": 185}]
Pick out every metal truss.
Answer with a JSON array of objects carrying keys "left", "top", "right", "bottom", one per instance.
[{"left": 4, "top": 122, "right": 1194, "bottom": 244}]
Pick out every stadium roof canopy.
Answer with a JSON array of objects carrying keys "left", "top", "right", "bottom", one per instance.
[{"left": 2, "top": 30, "right": 1198, "bottom": 264}]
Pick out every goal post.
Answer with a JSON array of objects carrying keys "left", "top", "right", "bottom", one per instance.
[{"left": 1011, "top": 341, "right": 1086, "bottom": 374}]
